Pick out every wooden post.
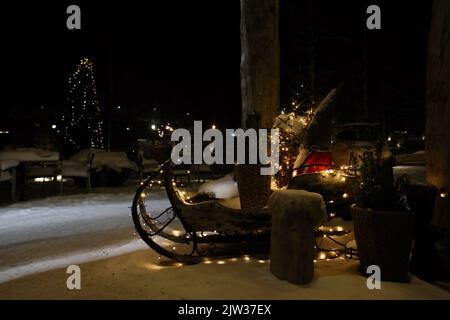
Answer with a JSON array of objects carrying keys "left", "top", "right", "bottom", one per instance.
[
  {"left": 426, "top": 0, "right": 450, "bottom": 276},
  {"left": 238, "top": 0, "right": 280, "bottom": 209},
  {"left": 240, "top": 0, "right": 280, "bottom": 129},
  {"left": 426, "top": 0, "right": 450, "bottom": 191},
  {"left": 269, "top": 190, "right": 327, "bottom": 285}
]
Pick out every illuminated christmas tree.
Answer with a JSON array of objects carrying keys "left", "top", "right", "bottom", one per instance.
[{"left": 61, "top": 58, "right": 105, "bottom": 151}]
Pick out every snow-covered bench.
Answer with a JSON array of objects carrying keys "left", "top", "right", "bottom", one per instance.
[{"left": 0, "top": 160, "right": 19, "bottom": 202}]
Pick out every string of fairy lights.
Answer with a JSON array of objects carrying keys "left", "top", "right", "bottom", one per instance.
[
  {"left": 61, "top": 58, "right": 105, "bottom": 150},
  {"left": 273, "top": 84, "right": 316, "bottom": 188}
]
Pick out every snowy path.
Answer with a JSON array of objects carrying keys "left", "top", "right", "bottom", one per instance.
[
  {"left": 0, "top": 186, "right": 169, "bottom": 283},
  {"left": 393, "top": 165, "right": 426, "bottom": 184}
]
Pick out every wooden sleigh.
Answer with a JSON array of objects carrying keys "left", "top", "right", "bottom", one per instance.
[
  {"left": 132, "top": 157, "right": 357, "bottom": 263},
  {"left": 131, "top": 160, "right": 272, "bottom": 263}
]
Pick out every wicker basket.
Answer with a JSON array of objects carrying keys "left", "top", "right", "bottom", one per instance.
[
  {"left": 151, "top": 144, "right": 172, "bottom": 164},
  {"left": 235, "top": 164, "right": 271, "bottom": 210},
  {"left": 351, "top": 206, "right": 415, "bottom": 282}
]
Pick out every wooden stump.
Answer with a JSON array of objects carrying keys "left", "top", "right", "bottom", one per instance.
[{"left": 269, "top": 190, "right": 327, "bottom": 285}]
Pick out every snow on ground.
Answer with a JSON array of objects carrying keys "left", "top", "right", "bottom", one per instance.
[
  {"left": 1, "top": 248, "right": 449, "bottom": 300},
  {"left": 0, "top": 186, "right": 169, "bottom": 283},
  {"left": 1, "top": 170, "right": 449, "bottom": 299},
  {"left": 393, "top": 165, "right": 426, "bottom": 184}
]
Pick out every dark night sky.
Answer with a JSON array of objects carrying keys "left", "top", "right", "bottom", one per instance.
[{"left": 0, "top": 0, "right": 432, "bottom": 149}]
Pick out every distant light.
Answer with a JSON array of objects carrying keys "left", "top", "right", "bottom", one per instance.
[
  {"left": 117, "top": 106, "right": 121, "bottom": 110},
  {"left": 51, "top": 124, "right": 57, "bottom": 129},
  {"left": 151, "top": 124, "right": 156, "bottom": 130},
  {"left": 212, "top": 125, "right": 216, "bottom": 130},
  {"left": 186, "top": 112, "right": 190, "bottom": 116},
  {"left": 387, "top": 137, "right": 391, "bottom": 142},
  {"left": 33, "top": 175, "right": 63, "bottom": 183},
  {"left": 440, "top": 192, "right": 448, "bottom": 199},
  {"left": 126, "top": 127, "right": 131, "bottom": 131},
  {"left": 0, "top": 130, "right": 9, "bottom": 134},
  {"left": 342, "top": 193, "right": 349, "bottom": 199}
]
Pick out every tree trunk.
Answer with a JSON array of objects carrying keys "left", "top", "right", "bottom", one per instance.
[
  {"left": 426, "top": 0, "right": 450, "bottom": 190},
  {"left": 426, "top": 0, "right": 450, "bottom": 278},
  {"left": 240, "top": 0, "right": 280, "bottom": 129}
]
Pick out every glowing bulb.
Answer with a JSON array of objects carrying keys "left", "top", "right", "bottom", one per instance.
[
  {"left": 440, "top": 192, "right": 448, "bottom": 198},
  {"left": 319, "top": 253, "right": 327, "bottom": 260},
  {"left": 212, "top": 125, "right": 216, "bottom": 130},
  {"left": 342, "top": 193, "right": 349, "bottom": 199}
]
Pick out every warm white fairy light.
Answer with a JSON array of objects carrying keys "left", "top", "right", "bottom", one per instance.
[{"left": 61, "top": 58, "right": 104, "bottom": 149}]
